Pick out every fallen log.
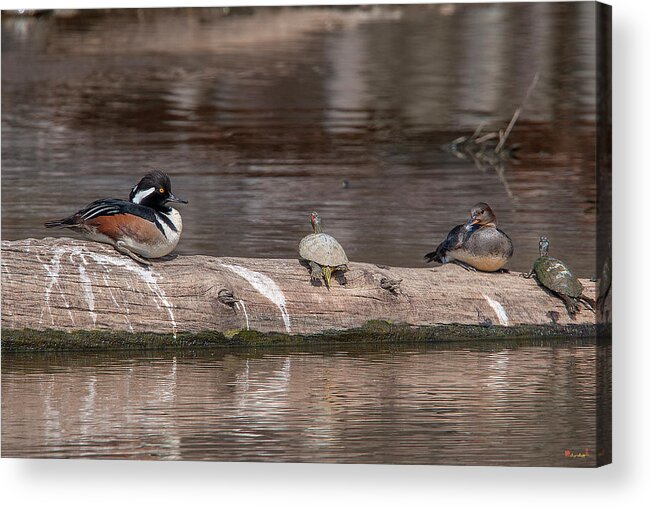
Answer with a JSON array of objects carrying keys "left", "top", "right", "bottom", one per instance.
[{"left": 1, "top": 238, "right": 598, "bottom": 351}]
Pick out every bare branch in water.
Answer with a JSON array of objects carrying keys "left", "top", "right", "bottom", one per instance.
[
  {"left": 471, "top": 122, "right": 486, "bottom": 139},
  {"left": 442, "top": 71, "right": 541, "bottom": 203},
  {"left": 495, "top": 71, "right": 540, "bottom": 153},
  {"left": 475, "top": 132, "right": 498, "bottom": 144}
]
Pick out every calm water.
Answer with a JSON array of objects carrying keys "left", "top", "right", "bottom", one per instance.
[
  {"left": 2, "top": 340, "right": 608, "bottom": 466},
  {"left": 1, "top": 5, "right": 604, "bottom": 465},
  {"left": 1, "top": 3, "right": 598, "bottom": 275}
]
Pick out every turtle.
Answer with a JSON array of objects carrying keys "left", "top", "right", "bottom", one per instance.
[
  {"left": 299, "top": 211, "right": 349, "bottom": 288},
  {"left": 523, "top": 236, "right": 595, "bottom": 319}
]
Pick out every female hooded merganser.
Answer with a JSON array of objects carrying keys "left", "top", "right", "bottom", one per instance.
[
  {"left": 45, "top": 170, "right": 187, "bottom": 265},
  {"left": 424, "top": 202, "right": 513, "bottom": 272}
]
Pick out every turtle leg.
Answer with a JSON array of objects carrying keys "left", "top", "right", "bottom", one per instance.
[
  {"left": 521, "top": 268, "right": 535, "bottom": 279},
  {"left": 322, "top": 266, "right": 333, "bottom": 289},
  {"left": 578, "top": 295, "right": 596, "bottom": 312},
  {"left": 334, "top": 265, "right": 348, "bottom": 285},
  {"left": 452, "top": 260, "right": 477, "bottom": 272},
  {"left": 308, "top": 261, "right": 322, "bottom": 283},
  {"left": 115, "top": 241, "right": 151, "bottom": 266},
  {"left": 560, "top": 294, "right": 579, "bottom": 320}
]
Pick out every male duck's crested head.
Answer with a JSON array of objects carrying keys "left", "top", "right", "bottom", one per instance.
[{"left": 129, "top": 170, "right": 188, "bottom": 208}]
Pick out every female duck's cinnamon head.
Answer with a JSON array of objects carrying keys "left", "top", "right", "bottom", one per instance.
[{"left": 466, "top": 202, "right": 497, "bottom": 228}]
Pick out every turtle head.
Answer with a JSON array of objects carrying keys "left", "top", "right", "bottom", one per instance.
[
  {"left": 310, "top": 211, "right": 323, "bottom": 233},
  {"left": 539, "top": 236, "right": 549, "bottom": 256},
  {"left": 466, "top": 202, "right": 496, "bottom": 228}
]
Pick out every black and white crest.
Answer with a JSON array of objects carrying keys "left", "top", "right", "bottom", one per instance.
[{"left": 128, "top": 170, "right": 182, "bottom": 209}]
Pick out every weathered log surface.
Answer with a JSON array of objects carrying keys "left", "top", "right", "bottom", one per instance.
[{"left": 1, "top": 238, "right": 597, "bottom": 349}]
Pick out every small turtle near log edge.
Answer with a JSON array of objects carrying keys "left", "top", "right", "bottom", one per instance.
[
  {"left": 299, "top": 211, "right": 349, "bottom": 289},
  {"left": 523, "top": 236, "right": 595, "bottom": 319}
]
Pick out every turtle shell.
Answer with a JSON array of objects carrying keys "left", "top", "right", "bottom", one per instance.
[
  {"left": 299, "top": 233, "right": 348, "bottom": 267},
  {"left": 533, "top": 256, "right": 583, "bottom": 297}
]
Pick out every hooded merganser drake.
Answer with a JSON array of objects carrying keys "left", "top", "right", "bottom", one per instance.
[
  {"left": 424, "top": 202, "right": 513, "bottom": 272},
  {"left": 45, "top": 170, "right": 187, "bottom": 265}
]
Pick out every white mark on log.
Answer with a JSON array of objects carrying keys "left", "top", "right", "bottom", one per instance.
[
  {"left": 122, "top": 291, "right": 134, "bottom": 333},
  {"left": 18, "top": 238, "right": 35, "bottom": 254},
  {"left": 102, "top": 273, "right": 119, "bottom": 307},
  {"left": 483, "top": 294, "right": 509, "bottom": 326},
  {"left": 2, "top": 262, "right": 11, "bottom": 281},
  {"left": 102, "top": 273, "right": 134, "bottom": 333},
  {"left": 235, "top": 301, "right": 250, "bottom": 330},
  {"left": 149, "top": 273, "right": 174, "bottom": 333},
  {"left": 221, "top": 263, "right": 291, "bottom": 332},
  {"left": 75, "top": 254, "right": 97, "bottom": 326},
  {"left": 39, "top": 248, "right": 75, "bottom": 326},
  {"left": 39, "top": 252, "right": 58, "bottom": 325},
  {"left": 82, "top": 250, "right": 177, "bottom": 338}
]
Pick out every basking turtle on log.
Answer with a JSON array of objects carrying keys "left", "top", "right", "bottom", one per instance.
[
  {"left": 425, "top": 202, "right": 513, "bottom": 272},
  {"left": 299, "top": 211, "right": 349, "bottom": 288},
  {"left": 523, "top": 236, "right": 595, "bottom": 319}
]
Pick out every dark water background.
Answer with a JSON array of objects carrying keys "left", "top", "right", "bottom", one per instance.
[
  {"left": 2, "top": 4, "right": 603, "bottom": 465},
  {"left": 2, "top": 3, "right": 597, "bottom": 275},
  {"left": 1, "top": 340, "right": 608, "bottom": 466}
]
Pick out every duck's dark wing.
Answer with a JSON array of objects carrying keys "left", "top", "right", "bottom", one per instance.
[
  {"left": 45, "top": 199, "right": 158, "bottom": 228},
  {"left": 425, "top": 224, "right": 466, "bottom": 263}
]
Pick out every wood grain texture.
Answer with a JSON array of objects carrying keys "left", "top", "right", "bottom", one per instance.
[{"left": 1, "top": 238, "right": 597, "bottom": 339}]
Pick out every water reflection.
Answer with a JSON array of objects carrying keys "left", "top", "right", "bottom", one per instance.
[
  {"left": 2, "top": 4, "right": 598, "bottom": 274},
  {"left": 2, "top": 340, "right": 604, "bottom": 465}
]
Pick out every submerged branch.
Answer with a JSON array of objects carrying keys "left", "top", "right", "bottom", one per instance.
[
  {"left": 495, "top": 71, "right": 540, "bottom": 153},
  {"left": 442, "top": 71, "right": 541, "bottom": 201}
]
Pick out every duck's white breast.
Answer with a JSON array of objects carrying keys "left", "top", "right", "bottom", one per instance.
[{"left": 126, "top": 208, "right": 183, "bottom": 258}]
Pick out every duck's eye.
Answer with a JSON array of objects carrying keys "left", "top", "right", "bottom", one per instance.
[{"left": 159, "top": 188, "right": 165, "bottom": 193}]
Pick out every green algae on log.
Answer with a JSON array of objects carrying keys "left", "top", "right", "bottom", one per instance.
[
  {"left": 2, "top": 323, "right": 600, "bottom": 352},
  {"left": 2, "top": 239, "right": 598, "bottom": 351}
]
